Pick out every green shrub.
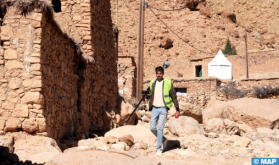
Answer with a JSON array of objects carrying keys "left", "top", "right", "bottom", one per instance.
[{"left": 222, "top": 38, "right": 237, "bottom": 55}]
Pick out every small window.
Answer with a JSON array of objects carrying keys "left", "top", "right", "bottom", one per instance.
[
  {"left": 175, "top": 88, "right": 187, "bottom": 97},
  {"left": 195, "top": 65, "right": 202, "bottom": 77},
  {"left": 52, "top": 0, "right": 62, "bottom": 13}
]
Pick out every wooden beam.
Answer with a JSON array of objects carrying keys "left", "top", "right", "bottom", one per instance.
[
  {"left": 136, "top": 0, "right": 145, "bottom": 100},
  {"left": 245, "top": 31, "right": 248, "bottom": 79}
]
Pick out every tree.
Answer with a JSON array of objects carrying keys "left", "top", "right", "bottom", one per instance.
[{"left": 223, "top": 38, "right": 237, "bottom": 55}]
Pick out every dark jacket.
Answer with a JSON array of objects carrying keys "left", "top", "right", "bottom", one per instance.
[{"left": 148, "top": 78, "right": 180, "bottom": 111}]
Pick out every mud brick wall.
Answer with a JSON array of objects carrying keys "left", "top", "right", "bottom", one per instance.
[{"left": 0, "top": 9, "right": 46, "bottom": 135}]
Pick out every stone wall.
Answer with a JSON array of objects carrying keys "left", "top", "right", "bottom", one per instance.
[
  {"left": 144, "top": 78, "right": 218, "bottom": 96},
  {"left": 0, "top": 8, "right": 46, "bottom": 135},
  {"left": 118, "top": 55, "right": 136, "bottom": 98},
  {"left": 0, "top": 0, "right": 117, "bottom": 139},
  {"left": 143, "top": 78, "right": 219, "bottom": 109},
  {"left": 217, "top": 78, "right": 279, "bottom": 101}
]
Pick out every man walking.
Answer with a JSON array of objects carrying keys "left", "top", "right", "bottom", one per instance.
[{"left": 149, "top": 66, "right": 180, "bottom": 156}]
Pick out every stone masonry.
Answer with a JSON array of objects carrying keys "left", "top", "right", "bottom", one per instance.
[{"left": 0, "top": 0, "right": 117, "bottom": 139}]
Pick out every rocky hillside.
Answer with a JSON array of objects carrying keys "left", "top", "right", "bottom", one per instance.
[
  {"left": 111, "top": 0, "right": 279, "bottom": 78},
  {"left": 208, "top": 0, "right": 279, "bottom": 36}
]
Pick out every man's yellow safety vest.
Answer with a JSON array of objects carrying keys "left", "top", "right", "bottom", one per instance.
[{"left": 149, "top": 78, "right": 173, "bottom": 109}]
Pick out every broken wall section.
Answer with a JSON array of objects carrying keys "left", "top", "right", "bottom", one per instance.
[{"left": 118, "top": 56, "right": 136, "bottom": 98}]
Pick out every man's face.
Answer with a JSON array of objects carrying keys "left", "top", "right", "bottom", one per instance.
[{"left": 156, "top": 71, "right": 164, "bottom": 80}]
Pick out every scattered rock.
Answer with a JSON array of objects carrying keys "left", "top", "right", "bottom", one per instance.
[
  {"left": 204, "top": 118, "right": 240, "bottom": 136},
  {"left": 117, "top": 97, "right": 138, "bottom": 126},
  {"left": 233, "top": 137, "right": 251, "bottom": 147},
  {"left": 101, "top": 136, "right": 118, "bottom": 144},
  {"left": 111, "top": 143, "right": 125, "bottom": 150},
  {"left": 168, "top": 116, "right": 204, "bottom": 137},
  {"left": 119, "top": 134, "right": 134, "bottom": 147},
  {"left": 133, "top": 142, "right": 148, "bottom": 150},
  {"left": 78, "top": 139, "right": 107, "bottom": 149},
  {"left": 238, "top": 124, "right": 254, "bottom": 134},
  {"left": 105, "top": 126, "right": 156, "bottom": 146},
  {"left": 260, "top": 33, "right": 278, "bottom": 48}
]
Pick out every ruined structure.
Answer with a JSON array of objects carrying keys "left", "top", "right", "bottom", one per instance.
[{"left": 0, "top": 0, "right": 118, "bottom": 139}]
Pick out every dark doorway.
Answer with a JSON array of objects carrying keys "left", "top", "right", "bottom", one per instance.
[
  {"left": 175, "top": 88, "right": 187, "bottom": 97},
  {"left": 195, "top": 65, "right": 202, "bottom": 77},
  {"left": 52, "top": 0, "right": 61, "bottom": 13}
]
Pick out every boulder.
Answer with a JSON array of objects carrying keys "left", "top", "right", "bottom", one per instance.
[
  {"left": 200, "top": 7, "right": 211, "bottom": 17},
  {"left": 105, "top": 126, "right": 156, "bottom": 146},
  {"left": 222, "top": 98, "right": 279, "bottom": 129},
  {"left": 0, "top": 136, "right": 13, "bottom": 153},
  {"left": 203, "top": 97, "right": 227, "bottom": 123},
  {"left": 233, "top": 137, "right": 251, "bottom": 147},
  {"left": 117, "top": 97, "right": 138, "bottom": 126},
  {"left": 259, "top": 33, "right": 278, "bottom": 48},
  {"left": 204, "top": 118, "right": 240, "bottom": 136},
  {"left": 14, "top": 136, "right": 62, "bottom": 164},
  {"left": 179, "top": 102, "right": 202, "bottom": 123},
  {"left": 168, "top": 116, "right": 204, "bottom": 137},
  {"left": 160, "top": 38, "right": 173, "bottom": 49},
  {"left": 133, "top": 142, "right": 148, "bottom": 150},
  {"left": 167, "top": 102, "right": 202, "bottom": 123},
  {"left": 119, "top": 134, "right": 134, "bottom": 147},
  {"left": 45, "top": 150, "right": 161, "bottom": 165}
]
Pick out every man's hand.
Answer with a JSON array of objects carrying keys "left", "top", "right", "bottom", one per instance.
[{"left": 175, "top": 111, "right": 180, "bottom": 117}]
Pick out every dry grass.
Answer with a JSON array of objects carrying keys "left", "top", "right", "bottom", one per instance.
[{"left": 0, "top": 0, "right": 50, "bottom": 17}]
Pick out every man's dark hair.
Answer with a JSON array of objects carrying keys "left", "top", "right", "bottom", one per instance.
[{"left": 155, "top": 66, "right": 164, "bottom": 73}]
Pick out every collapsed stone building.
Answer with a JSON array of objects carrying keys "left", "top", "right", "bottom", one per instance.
[{"left": 0, "top": 0, "right": 118, "bottom": 139}]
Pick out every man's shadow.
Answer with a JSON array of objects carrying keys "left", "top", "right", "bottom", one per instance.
[
  {"left": 0, "top": 146, "right": 43, "bottom": 165},
  {"left": 164, "top": 140, "right": 181, "bottom": 152}
]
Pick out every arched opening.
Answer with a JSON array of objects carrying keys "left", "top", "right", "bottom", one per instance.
[{"left": 52, "top": 0, "right": 62, "bottom": 13}]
